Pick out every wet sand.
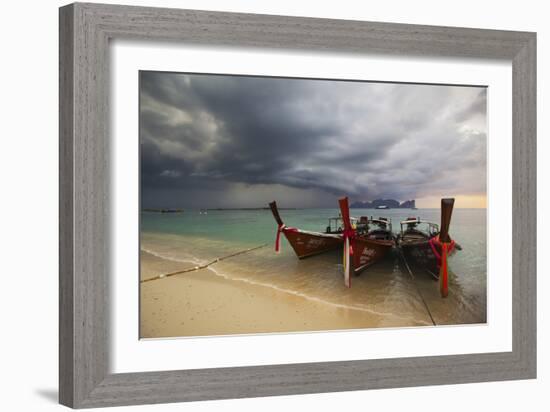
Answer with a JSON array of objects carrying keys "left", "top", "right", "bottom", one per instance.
[{"left": 140, "top": 250, "right": 429, "bottom": 338}]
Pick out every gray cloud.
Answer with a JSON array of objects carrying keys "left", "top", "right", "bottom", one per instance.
[{"left": 140, "top": 71, "right": 486, "bottom": 208}]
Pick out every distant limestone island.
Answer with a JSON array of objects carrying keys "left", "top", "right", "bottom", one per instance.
[{"left": 350, "top": 199, "right": 416, "bottom": 209}]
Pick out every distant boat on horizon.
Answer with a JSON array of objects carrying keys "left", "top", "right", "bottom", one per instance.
[{"left": 142, "top": 208, "right": 183, "bottom": 214}]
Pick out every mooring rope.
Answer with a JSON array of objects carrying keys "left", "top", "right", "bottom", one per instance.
[
  {"left": 141, "top": 243, "right": 268, "bottom": 283},
  {"left": 398, "top": 249, "right": 437, "bottom": 326}
]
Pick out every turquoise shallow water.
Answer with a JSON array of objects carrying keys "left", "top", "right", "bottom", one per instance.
[{"left": 141, "top": 208, "right": 487, "bottom": 327}]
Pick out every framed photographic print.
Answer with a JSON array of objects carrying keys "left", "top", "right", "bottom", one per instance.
[
  {"left": 138, "top": 71, "right": 487, "bottom": 337},
  {"left": 59, "top": 2, "right": 536, "bottom": 408}
]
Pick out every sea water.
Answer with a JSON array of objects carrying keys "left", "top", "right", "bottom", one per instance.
[{"left": 141, "top": 208, "right": 487, "bottom": 327}]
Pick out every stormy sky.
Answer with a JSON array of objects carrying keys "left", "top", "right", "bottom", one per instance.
[{"left": 140, "top": 71, "right": 487, "bottom": 209}]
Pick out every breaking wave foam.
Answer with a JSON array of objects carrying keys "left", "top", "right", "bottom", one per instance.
[
  {"left": 140, "top": 246, "right": 429, "bottom": 326},
  {"left": 141, "top": 246, "right": 206, "bottom": 266}
]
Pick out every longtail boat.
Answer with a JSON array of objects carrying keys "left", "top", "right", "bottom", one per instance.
[
  {"left": 268, "top": 201, "right": 344, "bottom": 259},
  {"left": 397, "top": 198, "right": 461, "bottom": 297},
  {"left": 338, "top": 197, "right": 396, "bottom": 287}
]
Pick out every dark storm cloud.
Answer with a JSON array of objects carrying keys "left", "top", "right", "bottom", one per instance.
[{"left": 140, "top": 71, "right": 487, "bottom": 208}]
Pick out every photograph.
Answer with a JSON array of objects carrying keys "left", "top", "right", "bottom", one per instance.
[{"left": 139, "top": 71, "right": 488, "bottom": 338}]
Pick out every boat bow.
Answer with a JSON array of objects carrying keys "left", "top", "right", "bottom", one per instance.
[
  {"left": 338, "top": 197, "right": 355, "bottom": 288},
  {"left": 269, "top": 201, "right": 342, "bottom": 259}
]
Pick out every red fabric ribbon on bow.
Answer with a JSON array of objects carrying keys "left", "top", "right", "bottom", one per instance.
[
  {"left": 342, "top": 228, "right": 355, "bottom": 256},
  {"left": 342, "top": 228, "right": 355, "bottom": 288},
  {"left": 274, "top": 225, "right": 297, "bottom": 252},
  {"left": 428, "top": 236, "right": 456, "bottom": 267},
  {"left": 275, "top": 224, "right": 286, "bottom": 253},
  {"left": 428, "top": 235, "right": 455, "bottom": 298}
]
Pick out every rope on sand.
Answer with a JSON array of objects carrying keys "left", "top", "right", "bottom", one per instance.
[
  {"left": 398, "top": 249, "right": 437, "bottom": 326},
  {"left": 140, "top": 243, "right": 268, "bottom": 283}
]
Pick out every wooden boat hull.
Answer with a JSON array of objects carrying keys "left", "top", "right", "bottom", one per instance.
[
  {"left": 282, "top": 228, "right": 342, "bottom": 259},
  {"left": 352, "top": 238, "right": 394, "bottom": 274},
  {"left": 400, "top": 239, "right": 456, "bottom": 278}
]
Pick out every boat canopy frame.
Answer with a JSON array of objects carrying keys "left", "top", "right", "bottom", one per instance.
[
  {"left": 327, "top": 216, "right": 357, "bottom": 233},
  {"left": 399, "top": 217, "right": 439, "bottom": 237},
  {"left": 368, "top": 216, "right": 393, "bottom": 233}
]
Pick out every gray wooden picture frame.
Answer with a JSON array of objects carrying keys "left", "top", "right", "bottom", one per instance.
[{"left": 59, "top": 2, "right": 536, "bottom": 409}]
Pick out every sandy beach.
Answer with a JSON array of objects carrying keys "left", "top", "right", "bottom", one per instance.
[{"left": 140, "top": 249, "right": 430, "bottom": 338}]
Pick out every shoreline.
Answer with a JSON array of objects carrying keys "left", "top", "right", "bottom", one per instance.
[{"left": 140, "top": 249, "right": 428, "bottom": 338}]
